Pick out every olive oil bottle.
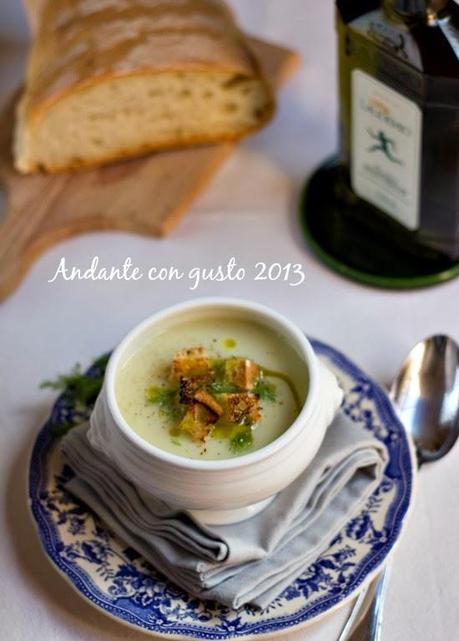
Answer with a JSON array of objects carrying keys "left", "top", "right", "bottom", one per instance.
[{"left": 302, "top": 0, "right": 459, "bottom": 287}]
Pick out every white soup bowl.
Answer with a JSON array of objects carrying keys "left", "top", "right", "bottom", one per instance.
[{"left": 88, "top": 298, "right": 342, "bottom": 524}]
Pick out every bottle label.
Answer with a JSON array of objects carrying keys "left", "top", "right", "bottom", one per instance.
[
  {"left": 351, "top": 69, "right": 422, "bottom": 230},
  {"left": 350, "top": 10, "right": 423, "bottom": 70}
]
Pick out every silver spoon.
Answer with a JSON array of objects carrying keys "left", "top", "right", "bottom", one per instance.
[{"left": 338, "top": 335, "right": 459, "bottom": 641}]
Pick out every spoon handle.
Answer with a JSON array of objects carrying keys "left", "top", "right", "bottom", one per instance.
[{"left": 338, "top": 565, "right": 391, "bottom": 641}]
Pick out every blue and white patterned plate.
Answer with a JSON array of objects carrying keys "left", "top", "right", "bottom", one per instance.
[{"left": 28, "top": 340, "right": 415, "bottom": 639}]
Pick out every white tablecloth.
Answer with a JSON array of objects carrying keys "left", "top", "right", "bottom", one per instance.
[{"left": 1, "top": 1, "right": 458, "bottom": 640}]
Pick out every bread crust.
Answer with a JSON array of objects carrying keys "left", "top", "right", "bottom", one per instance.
[
  {"left": 16, "top": 0, "right": 275, "bottom": 174},
  {"left": 18, "top": 122, "right": 270, "bottom": 174}
]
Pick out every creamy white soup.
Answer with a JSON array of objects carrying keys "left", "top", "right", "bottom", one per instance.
[{"left": 115, "top": 317, "right": 307, "bottom": 460}]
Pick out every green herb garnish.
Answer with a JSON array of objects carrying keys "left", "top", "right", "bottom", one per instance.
[
  {"left": 253, "top": 378, "right": 277, "bottom": 402},
  {"left": 50, "top": 421, "right": 76, "bottom": 438},
  {"left": 92, "top": 353, "right": 110, "bottom": 370},
  {"left": 146, "top": 385, "right": 182, "bottom": 420},
  {"left": 210, "top": 358, "right": 226, "bottom": 380},
  {"left": 209, "top": 381, "right": 239, "bottom": 394},
  {"left": 40, "top": 354, "right": 109, "bottom": 438},
  {"left": 40, "top": 363, "right": 104, "bottom": 405},
  {"left": 146, "top": 386, "right": 176, "bottom": 405},
  {"left": 229, "top": 426, "right": 253, "bottom": 453}
]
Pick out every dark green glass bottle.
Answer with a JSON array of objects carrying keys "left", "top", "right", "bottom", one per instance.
[{"left": 301, "top": 0, "right": 459, "bottom": 287}]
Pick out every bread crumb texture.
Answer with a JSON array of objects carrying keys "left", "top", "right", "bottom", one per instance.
[{"left": 15, "top": 0, "right": 275, "bottom": 173}]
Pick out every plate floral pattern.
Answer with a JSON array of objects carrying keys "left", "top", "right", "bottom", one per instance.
[{"left": 28, "top": 340, "right": 415, "bottom": 639}]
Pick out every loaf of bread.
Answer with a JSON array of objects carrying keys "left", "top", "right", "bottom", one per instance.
[{"left": 15, "top": 0, "right": 275, "bottom": 174}]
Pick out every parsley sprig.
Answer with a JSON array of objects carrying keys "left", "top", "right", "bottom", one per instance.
[
  {"left": 209, "top": 381, "right": 239, "bottom": 394},
  {"left": 145, "top": 385, "right": 182, "bottom": 420},
  {"left": 229, "top": 426, "right": 253, "bottom": 453},
  {"left": 253, "top": 378, "right": 277, "bottom": 402},
  {"left": 40, "top": 354, "right": 110, "bottom": 437},
  {"left": 40, "top": 357, "right": 108, "bottom": 405}
]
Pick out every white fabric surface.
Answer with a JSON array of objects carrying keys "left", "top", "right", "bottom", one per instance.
[
  {"left": 0, "top": 1, "right": 458, "bottom": 640},
  {"left": 61, "top": 416, "right": 387, "bottom": 609}
]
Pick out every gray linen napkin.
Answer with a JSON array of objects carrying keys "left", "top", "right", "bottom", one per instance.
[{"left": 61, "top": 414, "right": 387, "bottom": 609}]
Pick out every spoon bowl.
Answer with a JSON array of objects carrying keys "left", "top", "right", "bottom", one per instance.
[
  {"left": 341, "top": 334, "right": 459, "bottom": 641},
  {"left": 389, "top": 335, "right": 459, "bottom": 464}
]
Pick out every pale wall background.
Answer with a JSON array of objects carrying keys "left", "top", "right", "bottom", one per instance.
[{"left": 0, "top": 0, "right": 29, "bottom": 43}]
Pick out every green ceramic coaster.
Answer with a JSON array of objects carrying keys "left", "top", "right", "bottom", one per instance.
[{"left": 299, "top": 158, "right": 459, "bottom": 289}]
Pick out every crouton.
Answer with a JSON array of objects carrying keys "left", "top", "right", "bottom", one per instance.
[
  {"left": 179, "top": 402, "right": 217, "bottom": 443},
  {"left": 194, "top": 390, "right": 224, "bottom": 417},
  {"left": 171, "top": 347, "right": 211, "bottom": 380},
  {"left": 225, "top": 357, "right": 259, "bottom": 390},
  {"left": 179, "top": 376, "right": 210, "bottom": 404},
  {"left": 224, "top": 393, "right": 261, "bottom": 425}
]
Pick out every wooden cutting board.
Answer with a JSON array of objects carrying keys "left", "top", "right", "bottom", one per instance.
[{"left": 0, "top": 37, "right": 300, "bottom": 302}]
